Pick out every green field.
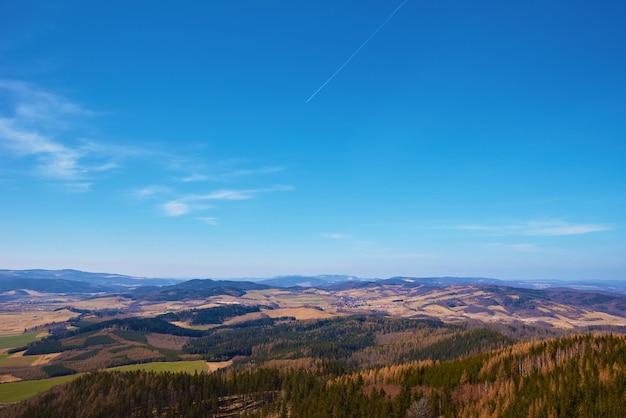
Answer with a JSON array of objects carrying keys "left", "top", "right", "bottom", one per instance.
[
  {"left": 0, "top": 361, "right": 209, "bottom": 403},
  {"left": 0, "top": 374, "right": 80, "bottom": 403},
  {"left": 108, "top": 360, "right": 208, "bottom": 374},
  {"left": 0, "top": 355, "right": 37, "bottom": 367},
  {"left": 0, "top": 332, "right": 45, "bottom": 350}
]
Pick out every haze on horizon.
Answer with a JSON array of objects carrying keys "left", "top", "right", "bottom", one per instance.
[{"left": 0, "top": 1, "right": 624, "bottom": 281}]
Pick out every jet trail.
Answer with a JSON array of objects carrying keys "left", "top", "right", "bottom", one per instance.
[{"left": 306, "top": 0, "right": 409, "bottom": 103}]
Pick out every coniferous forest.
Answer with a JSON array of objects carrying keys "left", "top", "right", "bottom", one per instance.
[{"left": 3, "top": 313, "right": 626, "bottom": 417}]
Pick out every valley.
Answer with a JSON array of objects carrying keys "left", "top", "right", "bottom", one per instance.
[{"left": 2, "top": 270, "right": 626, "bottom": 416}]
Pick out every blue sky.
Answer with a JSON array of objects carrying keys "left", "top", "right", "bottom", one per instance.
[{"left": 1, "top": 0, "right": 624, "bottom": 280}]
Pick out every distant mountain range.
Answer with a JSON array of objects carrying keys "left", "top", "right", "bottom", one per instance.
[
  {"left": 256, "top": 274, "right": 626, "bottom": 295},
  {"left": 1, "top": 269, "right": 625, "bottom": 295},
  {"left": 256, "top": 274, "right": 365, "bottom": 288},
  {"left": 0, "top": 269, "right": 181, "bottom": 293},
  {"left": 4, "top": 268, "right": 626, "bottom": 331}
]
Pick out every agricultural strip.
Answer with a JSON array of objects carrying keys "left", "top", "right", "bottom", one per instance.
[
  {"left": 0, "top": 360, "right": 223, "bottom": 403},
  {"left": 0, "top": 374, "right": 80, "bottom": 403},
  {"left": 106, "top": 360, "right": 212, "bottom": 374},
  {"left": 0, "top": 332, "right": 46, "bottom": 350}
]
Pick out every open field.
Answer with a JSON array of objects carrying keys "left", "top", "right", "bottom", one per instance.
[
  {"left": 0, "top": 332, "right": 46, "bottom": 350},
  {"left": 0, "top": 374, "right": 80, "bottom": 403},
  {"left": 206, "top": 360, "right": 232, "bottom": 373},
  {"left": 0, "top": 310, "right": 76, "bottom": 336},
  {"left": 69, "top": 296, "right": 133, "bottom": 310},
  {"left": 0, "top": 352, "right": 60, "bottom": 368},
  {"left": 138, "top": 301, "right": 219, "bottom": 317},
  {"left": 244, "top": 288, "right": 335, "bottom": 309},
  {"left": 0, "top": 374, "right": 20, "bottom": 383},
  {"left": 170, "top": 321, "right": 217, "bottom": 330},
  {"left": 0, "top": 360, "right": 222, "bottom": 404},
  {"left": 107, "top": 360, "right": 211, "bottom": 374},
  {"left": 222, "top": 311, "right": 269, "bottom": 325},
  {"left": 262, "top": 307, "right": 335, "bottom": 320}
]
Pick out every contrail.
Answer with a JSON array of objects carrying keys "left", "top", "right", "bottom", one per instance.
[{"left": 306, "top": 0, "right": 409, "bottom": 103}]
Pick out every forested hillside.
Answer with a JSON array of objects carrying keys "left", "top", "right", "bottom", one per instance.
[{"left": 4, "top": 332, "right": 626, "bottom": 417}]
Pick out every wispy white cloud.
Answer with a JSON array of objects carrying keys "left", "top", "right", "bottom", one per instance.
[
  {"left": 65, "top": 182, "right": 93, "bottom": 193},
  {"left": 135, "top": 185, "right": 170, "bottom": 199},
  {"left": 185, "top": 185, "right": 293, "bottom": 202},
  {"left": 180, "top": 166, "right": 284, "bottom": 183},
  {"left": 197, "top": 216, "right": 219, "bottom": 225},
  {"left": 0, "top": 80, "right": 96, "bottom": 126},
  {"left": 162, "top": 200, "right": 190, "bottom": 216},
  {"left": 524, "top": 221, "right": 612, "bottom": 236},
  {"left": 194, "top": 189, "right": 257, "bottom": 201},
  {"left": 159, "top": 185, "right": 292, "bottom": 219},
  {"left": 0, "top": 80, "right": 117, "bottom": 188},
  {"left": 1, "top": 80, "right": 294, "bottom": 227},
  {"left": 181, "top": 174, "right": 211, "bottom": 182},
  {"left": 487, "top": 242, "right": 539, "bottom": 252},
  {"left": 92, "top": 162, "right": 119, "bottom": 172},
  {"left": 445, "top": 219, "right": 612, "bottom": 237},
  {"left": 323, "top": 233, "right": 349, "bottom": 239}
]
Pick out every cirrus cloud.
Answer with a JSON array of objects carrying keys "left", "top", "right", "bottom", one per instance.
[
  {"left": 159, "top": 185, "right": 292, "bottom": 221},
  {"left": 323, "top": 233, "right": 349, "bottom": 239},
  {"left": 0, "top": 80, "right": 118, "bottom": 190},
  {"left": 162, "top": 201, "right": 190, "bottom": 216},
  {"left": 448, "top": 219, "right": 613, "bottom": 237}
]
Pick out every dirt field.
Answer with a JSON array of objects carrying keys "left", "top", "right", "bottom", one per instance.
[
  {"left": 69, "top": 297, "right": 133, "bottom": 310},
  {"left": 0, "top": 310, "right": 77, "bottom": 336},
  {"left": 207, "top": 360, "right": 232, "bottom": 373},
  {"left": 0, "top": 374, "right": 20, "bottom": 383},
  {"left": 262, "top": 307, "right": 335, "bottom": 320},
  {"left": 222, "top": 312, "right": 269, "bottom": 325},
  {"left": 0, "top": 352, "right": 60, "bottom": 368}
]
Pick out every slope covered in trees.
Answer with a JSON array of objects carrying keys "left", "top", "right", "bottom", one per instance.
[
  {"left": 182, "top": 316, "right": 513, "bottom": 366},
  {"left": 4, "top": 333, "right": 626, "bottom": 417},
  {"left": 157, "top": 304, "right": 262, "bottom": 325},
  {"left": 2, "top": 314, "right": 513, "bottom": 384}
]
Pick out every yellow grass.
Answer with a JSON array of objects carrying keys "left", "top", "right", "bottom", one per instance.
[
  {"left": 262, "top": 307, "right": 334, "bottom": 320},
  {"left": 20, "top": 290, "right": 48, "bottom": 297},
  {"left": 245, "top": 289, "right": 335, "bottom": 309},
  {"left": 206, "top": 360, "right": 232, "bottom": 372},
  {"left": 139, "top": 301, "right": 222, "bottom": 316},
  {"left": 0, "top": 374, "right": 20, "bottom": 383},
  {"left": 420, "top": 304, "right": 458, "bottom": 317},
  {"left": 210, "top": 295, "right": 244, "bottom": 304},
  {"left": 69, "top": 297, "right": 132, "bottom": 310},
  {"left": 579, "top": 311, "right": 626, "bottom": 326},
  {"left": 489, "top": 305, "right": 508, "bottom": 313},
  {"left": 222, "top": 312, "right": 268, "bottom": 325},
  {"left": 106, "top": 360, "right": 209, "bottom": 374},
  {"left": 546, "top": 314, "right": 576, "bottom": 329},
  {"left": 0, "top": 352, "right": 60, "bottom": 368},
  {"left": 31, "top": 353, "right": 61, "bottom": 366},
  {"left": 0, "top": 310, "right": 76, "bottom": 336},
  {"left": 170, "top": 321, "right": 217, "bottom": 330}
]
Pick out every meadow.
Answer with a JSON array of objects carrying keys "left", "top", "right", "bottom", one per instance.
[
  {"left": 0, "top": 332, "right": 45, "bottom": 350},
  {"left": 0, "top": 374, "right": 80, "bottom": 403},
  {"left": 108, "top": 360, "right": 211, "bottom": 374},
  {"left": 0, "top": 360, "right": 217, "bottom": 403}
]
